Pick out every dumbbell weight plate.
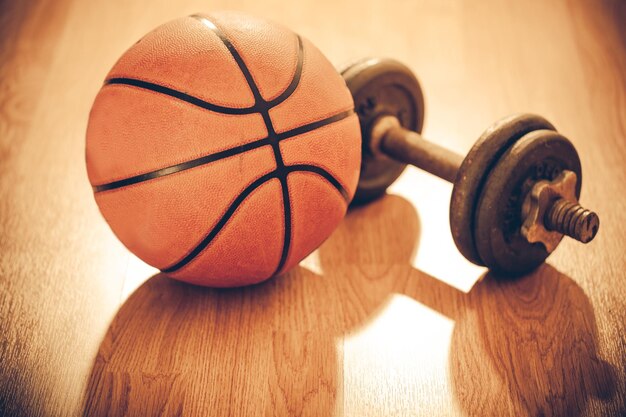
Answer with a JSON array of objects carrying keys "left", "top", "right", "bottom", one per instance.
[
  {"left": 341, "top": 58, "right": 425, "bottom": 204},
  {"left": 450, "top": 114, "right": 557, "bottom": 266},
  {"left": 474, "top": 129, "right": 582, "bottom": 275}
]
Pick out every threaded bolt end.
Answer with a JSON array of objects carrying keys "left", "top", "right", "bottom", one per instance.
[{"left": 545, "top": 199, "right": 599, "bottom": 243}]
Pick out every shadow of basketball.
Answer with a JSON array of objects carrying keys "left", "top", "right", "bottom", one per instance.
[{"left": 82, "top": 195, "right": 421, "bottom": 416}]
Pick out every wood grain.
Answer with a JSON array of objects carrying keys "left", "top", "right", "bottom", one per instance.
[{"left": 1, "top": 0, "right": 625, "bottom": 416}]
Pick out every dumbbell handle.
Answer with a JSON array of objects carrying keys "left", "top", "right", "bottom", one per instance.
[{"left": 372, "top": 115, "right": 463, "bottom": 183}]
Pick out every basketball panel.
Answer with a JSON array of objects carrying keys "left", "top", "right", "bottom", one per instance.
[
  {"left": 107, "top": 16, "right": 255, "bottom": 108},
  {"left": 86, "top": 84, "right": 267, "bottom": 186},
  {"left": 167, "top": 178, "right": 285, "bottom": 287},
  {"left": 278, "top": 172, "right": 348, "bottom": 275},
  {"left": 204, "top": 11, "right": 300, "bottom": 103},
  {"left": 95, "top": 145, "right": 276, "bottom": 270},
  {"left": 280, "top": 113, "right": 361, "bottom": 199},
  {"left": 269, "top": 37, "right": 354, "bottom": 134}
]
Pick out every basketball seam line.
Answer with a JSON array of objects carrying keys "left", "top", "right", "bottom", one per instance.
[
  {"left": 285, "top": 165, "right": 349, "bottom": 201},
  {"left": 160, "top": 166, "right": 349, "bottom": 273},
  {"left": 193, "top": 14, "right": 295, "bottom": 276},
  {"left": 92, "top": 109, "right": 354, "bottom": 192},
  {"left": 92, "top": 137, "right": 269, "bottom": 192},
  {"left": 104, "top": 78, "right": 256, "bottom": 114},
  {"left": 161, "top": 171, "right": 276, "bottom": 273},
  {"left": 102, "top": 23, "right": 303, "bottom": 114}
]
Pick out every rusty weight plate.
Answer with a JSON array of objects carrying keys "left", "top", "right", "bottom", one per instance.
[
  {"left": 450, "top": 114, "right": 557, "bottom": 266},
  {"left": 474, "top": 129, "right": 582, "bottom": 275},
  {"left": 341, "top": 58, "right": 425, "bottom": 204}
]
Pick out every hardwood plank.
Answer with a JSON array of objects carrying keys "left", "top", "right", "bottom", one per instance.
[
  {"left": 0, "top": 0, "right": 131, "bottom": 415},
  {"left": 0, "top": 0, "right": 624, "bottom": 416}
]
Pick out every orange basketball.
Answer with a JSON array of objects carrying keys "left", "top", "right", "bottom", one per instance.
[{"left": 86, "top": 11, "right": 361, "bottom": 287}]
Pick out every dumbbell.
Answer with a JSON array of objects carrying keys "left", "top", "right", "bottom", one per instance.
[{"left": 342, "top": 58, "right": 600, "bottom": 276}]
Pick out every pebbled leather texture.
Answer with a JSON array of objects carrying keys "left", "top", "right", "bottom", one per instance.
[
  {"left": 268, "top": 37, "right": 354, "bottom": 134},
  {"left": 168, "top": 179, "right": 285, "bottom": 287},
  {"left": 279, "top": 114, "right": 361, "bottom": 196},
  {"left": 86, "top": 11, "right": 361, "bottom": 287},
  {"left": 106, "top": 16, "right": 255, "bottom": 107},
  {"left": 203, "top": 11, "right": 300, "bottom": 103},
  {"left": 86, "top": 86, "right": 267, "bottom": 185},
  {"left": 278, "top": 172, "right": 350, "bottom": 275},
  {"left": 95, "top": 145, "right": 276, "bottom": 270}
]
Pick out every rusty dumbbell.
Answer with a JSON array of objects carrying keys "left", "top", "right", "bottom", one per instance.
[{"left": 343, "top": 58, "right": 599, "bottom": 276}]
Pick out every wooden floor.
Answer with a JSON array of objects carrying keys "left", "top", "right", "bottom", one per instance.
[{"left": 1, "top": 0, "right": 625, "bottom": 416}]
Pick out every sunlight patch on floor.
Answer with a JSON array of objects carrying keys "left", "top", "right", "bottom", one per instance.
[
  {"left": 389, "top": 166, "right": 484, "bottom": 293},
  {"left": 120, "top": 255, "right": 159, "bottom": 303},
  {"left": 342, "top": 293, "right": 456, "bottom": 416}
]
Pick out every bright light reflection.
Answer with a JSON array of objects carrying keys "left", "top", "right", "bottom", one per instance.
[
  {"left": 341, "top": 293, "right": 455, "bottom": 416},
  {"left": 120, "top": 255, "right": 159, "bottom": 303},
  {"left": 389, "top": 166, "right": 484, "bottom": 293},
  {"left": 299, "top": 248, "right": 324, "bottom": 276}
]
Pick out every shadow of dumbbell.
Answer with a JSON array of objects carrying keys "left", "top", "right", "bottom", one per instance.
[{"left": 320, "top": 195, "right": 616, "bottom": 416}]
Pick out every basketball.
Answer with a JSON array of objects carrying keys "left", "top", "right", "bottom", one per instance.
[{"left": 86, "top": 11, "right": 361, "bottom": 287}]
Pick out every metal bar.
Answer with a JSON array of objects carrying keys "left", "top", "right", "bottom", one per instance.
[{"left": 379, "top": 125, "right": 464, "bottom": 183}]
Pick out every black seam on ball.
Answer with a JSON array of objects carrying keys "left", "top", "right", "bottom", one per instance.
[
  {"left": 92, "top": 138, "right": 269, "bottom": 192},
  {"left": 92, "top": 109, "right": 353, "bottom": 193},
  {"left": 104, "top": 78, "right": 258, "bottom": 114},
  {"left": 286, "top": 164, "right": 350, "bottom": 202},
  {"left": 161, "top": 172, "right": 277, "bottom": 273}
]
